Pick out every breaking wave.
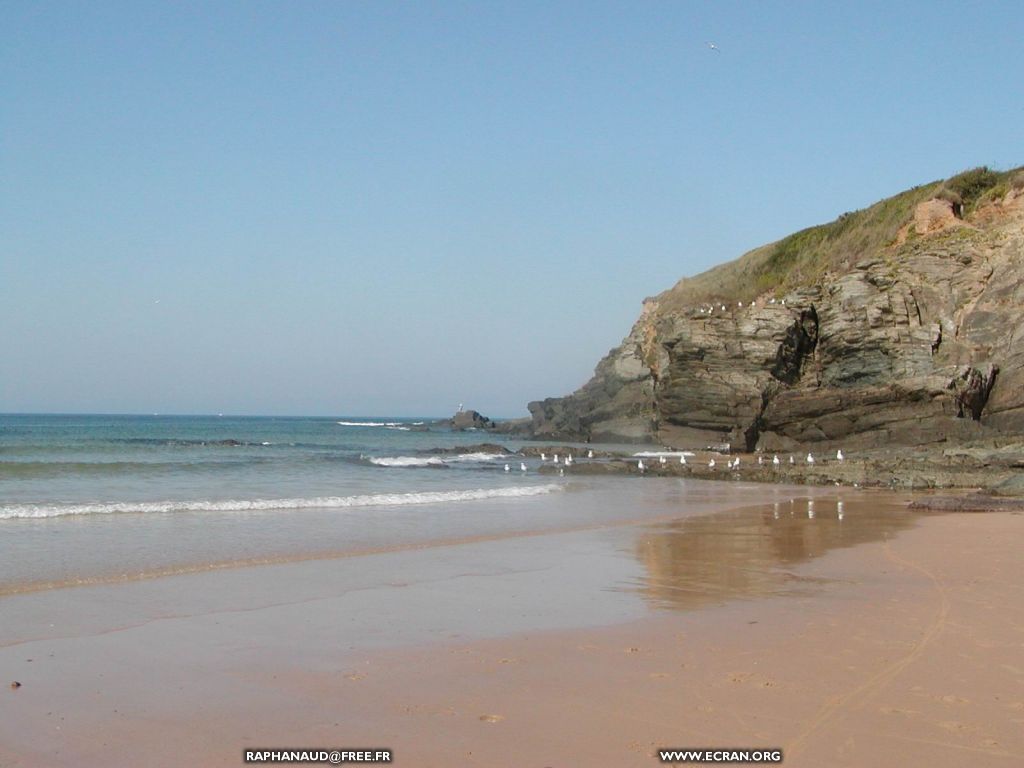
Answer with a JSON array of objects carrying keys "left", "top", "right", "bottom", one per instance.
[{"left": 0, "top": 485, "right": 563, "bottom": 520}]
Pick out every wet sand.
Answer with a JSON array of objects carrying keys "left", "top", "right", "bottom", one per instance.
[{"left": 1, "top": 485, "right": 1022, "bottom": 767}]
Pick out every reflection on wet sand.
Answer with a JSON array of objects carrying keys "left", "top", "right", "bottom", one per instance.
[{"left": 632, "top": 494, "right": 916, "bottom": 610}]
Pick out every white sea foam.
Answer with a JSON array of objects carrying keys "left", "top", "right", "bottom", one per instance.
[
  {"left": 336, "top": 421, "right": 407, "bottom": 427},
  {"left": 447, "top": 452, "right": 508, "bottom": 462},
  {"left": 632, "top": 451, "right": 697, "bottom": 458},
  {"left": 0, "top": 485, "right": 562, "bottom": 520},
  {"left": 368, "top": 456, "right": 444, "bottom": 467},
  {"left": 368, "top": 452, "right": 506, "bottom": 467}
]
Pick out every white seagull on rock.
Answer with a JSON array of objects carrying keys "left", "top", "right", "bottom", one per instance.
[
  {"left": 520, "top": 462, "right": 527, "bottom": 472},
  {"left": 638, "top": 459, "right": 645, "bottom": 472},
  {"left": 806, "top": 453, "right": 815, "bottom": 464},
  {"left": 836, "top": 449, "right": 844, "bottom": 462},
  {"left": 773, "top": 454, "right": 780, "bottom": 466}
]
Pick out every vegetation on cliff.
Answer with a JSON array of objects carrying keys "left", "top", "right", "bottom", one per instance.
[{"left": 657, "top": 166, "right": 1022, "bottom": 311}]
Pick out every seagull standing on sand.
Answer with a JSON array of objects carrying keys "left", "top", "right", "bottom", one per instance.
[
  {"left": 773, "top": 454, "right": 780, "bottom": 466},
  {"left": 504, "top": 463, "right": 510, "bottom": 472},
  {"left": 587, "top": 449, "right": 594, "bottom": 459},
  {"left": 520, "top": 462, "right": 527, "bottom": 472},
  {"left": 708, "top": 458, "right": 716, "bottom": 469},
  {"left": 807, "top": 453, "right": 815, "bottom": 464},
  {"left": 680, "top": 455, "right": 687, "bottom": 465},
  {"left": 789, "top": 455, "right": 795, "bottom": 464},
  {"left": 836, "top": 449, "right": 845, "bottom": 462},
  {"left": 553, "top": 454, "right": 559, "bottom": 465},
  {"left": 541, "top": 452, "right": 547, "bottom": 461},
  {"left": 638, "top": 459, "right": 646, "bottom": 473},
  {"left": 659, "top": 455, "right": 666, "bottom": 465}
]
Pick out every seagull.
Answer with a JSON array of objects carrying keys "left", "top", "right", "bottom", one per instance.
[
  {"left": 541, "top": 452, "right": 547, "bottom": 461},
  {"left": 706, "top": 41, "right": 720, "bottom": 52},
  {"left": 806, "top": 453, "right": 815, "bottom": 464},
  {"left": 733, "top": 457, "right": 741, "bottom": 468},
  {"left": 553, "top": 454, "right": 559, "bottom": 464},
  {"left": 789, "top": 455, "right": 795, "bottom": 464},
  {"left": 504, "top": 463, "right": 510, "bottom": 472},
  {"left": 567, "top": 454, "right": 573, "bottom": 464},
  {"left": 769, "top": 298, "right": 776, "bottom": 304},
  {"left": 720, "top": 304, "right": 726, "bottom": 311},
  {"left": 738, "top": 301, "right": 744, "bottom": 308},
  {"left": 836, "top": 449, "right": 845, "bottom": 462},
  {"left": 808, "top": 500, "right": 815, "bottom": 519},
  {"left": 520, "top": 462, "right": 527, "bottom": 472},
  {"left": 680, "top": 455, "right": 687, "bottom": 465},
  {"left": 773, "top": 454, "right": 780, "bottom": 466},
  {"left": 559, "top": 468, "right": 564, "bottom": 476},
  {"left": 781, "top": 299, "right": 787, "bottom": 305},
  {"left": 587, "top": 449, "right": 594, "bottom": 459},
  {"left": 708, "top": 458, "right": 716, "bottom": 469},
  {"left": 758, "top": 455, "right": 763, "bottom": 465},
  {"left": 837, "top": 500, "right": 845, "bottom": 520},
  {"left": 659, "top": 455, "right": 666, "bottom": 465},
  {"left": 638, "top": 459, "right": 646, "bottom": 472}
]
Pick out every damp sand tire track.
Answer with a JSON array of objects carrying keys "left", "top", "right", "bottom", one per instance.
[{"left": 785, "top": 540, "right": 951, "bottom": 759}]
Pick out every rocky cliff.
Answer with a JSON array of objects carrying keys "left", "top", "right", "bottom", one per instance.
[{"left": 523, "top": 167, "right": 1024, "bottom": 450}]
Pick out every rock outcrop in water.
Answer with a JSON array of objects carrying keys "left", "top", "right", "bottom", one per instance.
[
  {"left": 520, "top": 167, "right": 1024, "bottom": 451},
  {"left": 448, "top": 409, "right": 496, "bottom": 431}
]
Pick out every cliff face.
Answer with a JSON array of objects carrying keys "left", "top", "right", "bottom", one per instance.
[{"left": 526, "top": 172, "right": 1024, "bottom": 450}]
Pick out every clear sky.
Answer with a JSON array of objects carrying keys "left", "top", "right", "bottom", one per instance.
[{"left": 2, "top": 1, "right": 1020, "bottom": 417}]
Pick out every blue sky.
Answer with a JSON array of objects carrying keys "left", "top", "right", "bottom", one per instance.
[{"left": 2, "top": 1, "right": 1021, "bottom": 417}]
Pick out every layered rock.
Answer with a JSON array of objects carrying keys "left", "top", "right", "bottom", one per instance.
[{"left": 524, "top": 173, "right": 1024, "bottom": 450}]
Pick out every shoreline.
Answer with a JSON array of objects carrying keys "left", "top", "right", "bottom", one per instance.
[{"left": 3, "top": 485, "right": 1022, "bottom": 766}]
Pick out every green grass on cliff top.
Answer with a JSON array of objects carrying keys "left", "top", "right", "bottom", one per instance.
[{"left": 657, "top": 165, "right": 1023, "bottom": 311}]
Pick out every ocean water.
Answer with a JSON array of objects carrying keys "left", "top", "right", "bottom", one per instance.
[
  {"left": 0, "top": 413, "right": 592, "bottom": 591},
  {"left": 0, "top": 413, "right": 548, "bottom": 516}
]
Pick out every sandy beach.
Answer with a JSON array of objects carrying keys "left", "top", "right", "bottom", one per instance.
[{"left": 1, "top": 483, "right": 1022, "bottom": 767}]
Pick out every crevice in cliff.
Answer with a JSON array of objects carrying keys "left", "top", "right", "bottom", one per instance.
[
  {"left": 770, "top": 306, "right": 819, "bottom": 385},
  {"left": 744, "top": 382, "right": 778, "bottom": 452},
  {"left": 950, "top": 364, "right": 999, "bottom": 420}
]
